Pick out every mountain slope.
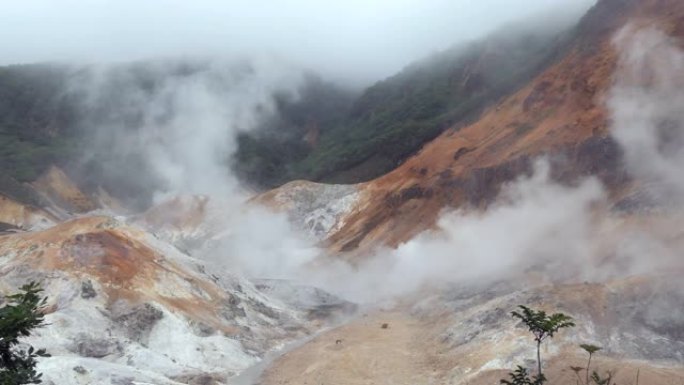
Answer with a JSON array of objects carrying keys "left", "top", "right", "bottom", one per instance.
[
  {"left": 255, "top": 3, "right": 684, "bottom": 380},
  {"left": 260, "top": 276, "right": 684, "bottom": 385},
  {"left": 0, "top": 18, "right": 578, "bottom": 200},
  {"left": 259, "top": 186, "right": 684, "bottom": 384},
  {"left": 0, "top": 215, "right": 349, "bottom": 384},
  {"left": 2, "top": 1, "right": 684, "bottom": 384},
  {"left": 289, "top": 20, "right": 575, "bottom": 185},
  {"left": 308, "top": 0, "right": 679, "bottom": 253}
]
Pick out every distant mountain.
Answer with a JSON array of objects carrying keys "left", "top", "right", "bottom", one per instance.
[
  {"left": 0, "top": 17, "right": 575, "bottom": 205},
  {"left": 261, "top": 0, "right": 663, "bottom": 252},
  {"left": 235, "top": 18, "right": 578, "bottom": 187},
  {"left": 290, "top": 23, "right": 572, "bottom": 184}
]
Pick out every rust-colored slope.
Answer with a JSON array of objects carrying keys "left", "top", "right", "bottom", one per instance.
[
  {"left": 0, "top": 217, "right": 220, "bottom": 325},
  {"left": 0, "top": 216, "right": 285, "bottom": 336},
  {"left": 32, "top": 165, "right": 97, "bottom": 213},
  {"left": 326, "top": 0, "right": 684, "bottom": 254},
  {"left": 0, "top": 194, "right": 56, "bottom": 230}
]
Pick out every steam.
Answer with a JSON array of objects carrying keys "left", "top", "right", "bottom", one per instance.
[
  {"left": 262, "top": 24, "right": 684, "bottom": 303},
  {"left": 68, "top": 57, "right": 325, "bottom": 280},
  {"left": 73, "top": 57, "right": 304, "bottom": 200},
  {"left": 299, "top": 162, "right": 606, "bottom": 302},
  {"left": 58, "top": 20, "right": 684, "bottom": 305},
  {"left": 202, "top": 205, "right": 319, "bottom": 280},
  {"left": 609, "top": 26, "right": 684, "bottom": 205}
]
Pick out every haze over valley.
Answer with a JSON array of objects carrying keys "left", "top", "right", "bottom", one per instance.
[{"left": 1, "top": 1, "right": 684, "bottom": 384}]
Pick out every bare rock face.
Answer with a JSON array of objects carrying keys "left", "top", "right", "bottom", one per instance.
[
  {"left": 254, "top": 279, "right": 357, "bottom": 321},
  {"left": 110, "top": 303, "right": 164, "bottom": 344},
  {"left": 0, "top": 215, "right": 327, "bottom": 385},
  {"left": 80, "top": 280, "right": 97, "bottom": 299},
  {"left": 255, "top": 181, "right": 363, "bottom": 239},
  {"left": 70, "top": 334, "right": 123, "bottom": 358},
  {"left": 258, "top": 277, "right": 684, "bottom": 385}
]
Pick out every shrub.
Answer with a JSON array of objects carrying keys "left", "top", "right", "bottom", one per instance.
[{"left": 0, "top": 282, "right": 50, "bottom": 384}]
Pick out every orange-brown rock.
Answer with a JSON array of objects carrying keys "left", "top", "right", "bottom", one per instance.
[{"left": 324, "top": 0, "right": 684, "bottom": 254}]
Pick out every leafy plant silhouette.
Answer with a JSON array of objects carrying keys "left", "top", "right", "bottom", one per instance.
[
  {"left": 590, "top": 370, "right": 615, "bottom": 385},
  {"left": 580, "top": 344, "right": 601, "bottom": 384},
  {"left": 511, "top": 305, "right": 575, "bottom": 379},
  {"left": 500, "top": 366, "right": 546, "bottom": 385},
  {"left": 0, "top": 282, "right": 50, "bottom": 384},
  {"left": 570, "top": 366, "right": 585, "bottom": 385}
]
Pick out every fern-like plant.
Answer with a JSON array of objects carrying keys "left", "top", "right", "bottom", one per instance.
[
  {"left": 500, "top": 365, "right": 546, "bottom": 385},
  {"left": 511, "top": 305, "right": 575, "bottom": 379},
  {"left": 0, "top": 282, "right": 50, "bottom": 384},
  {"left": 580, "top": 344, "right": 601, "bottom": 385}
]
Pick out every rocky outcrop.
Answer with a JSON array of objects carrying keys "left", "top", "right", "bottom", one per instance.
[
  {"left": 255, "top": 181, "right": 363, "bottom": 240},
  {"left": 0, "top": 216, "right": 343, "bottom": 385}
]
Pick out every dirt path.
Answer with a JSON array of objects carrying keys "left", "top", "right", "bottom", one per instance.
[
  {"left": 259, "top": 309, "right": 447, "bottom": 385},
  {"left": 257, "top": 303, "right": 684, "bottom": 385}
]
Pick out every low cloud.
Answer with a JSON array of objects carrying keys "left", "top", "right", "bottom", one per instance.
[
  {"left": 255, "top": 24, "right": 684, "bottom": 303},
  {"left": 609, "top": 25, "right": 684, "bottom": 205},
  {"left": 37, "top": 7, "right": 684, "bottom": 306},
  {"left": 3, "top": 0, "right": 596, "bottom": 84},
  {"left": 299, "top": 162, "right": 606, "bottom": 302}
]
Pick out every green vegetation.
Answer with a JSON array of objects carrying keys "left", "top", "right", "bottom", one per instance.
[
  {"left": 501, "top": 365, "right": 546, "bottom": 385},
  {"left": 232, "top": 74, "right": 355, "bottom": 188},
  {"left": 0, "top": 21, "right": 573, "bottom": 200},
  {"left": 504, "top": 305, "right": 575, "bottom": 384},
  {"left": 233, "top": 23, "right": 576, "bottom": 187},
  {"left": 580, "top": 343, "right": 602, "bottom": 384},
  {"left": 0, "top": 133, "right": 76, "bottom": 182},
  {"left": 0, "top": 282, "right": 50, "bottom": 384},
  {"left": 282, "top": 26, "right": 569, "bottom": 185},
  {"left": 0, "top": 64, "right": 80, "bottom": 188},
  {"left": 502, "top": 306, "right": 642, "bottom": 385}
]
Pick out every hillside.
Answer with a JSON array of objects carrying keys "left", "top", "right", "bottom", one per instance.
[
  {"left": 0, "top": 64, "right": 79, "bottom": 183},
  {"left": 290, "top": 22, "right": 573, "bottom": 184},
  {"left": 2, "top": 0, "right": 684, "bottom": 384},
  {"left": 0, "top": 18, "right": 576, "bottom": 201},
  {"left": 260, "top": 278, "right": 684, "bottom": 385},
  {"left": 236, "top": 17, "right": 580, "bottom": 187},
  {"left": 0, "top": 214, "right": 353, "bottom": 384},
  {"left": 253, "top": 1, "right": 684, "bottom": 382},
  {"left": 0, "top": 62, "right": 350, "bottom": 207},
  {"left": 299, "top": 0, "right": 658, "bottom": 252}
]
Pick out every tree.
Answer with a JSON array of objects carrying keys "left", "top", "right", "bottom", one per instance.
[
  {"left": 0, "top": 282, "right": 50, "bottom": 384},
  {"left": 511, "top": 305, "right": 575, "bottom": 380},
  {"left": 580, "top": 344, "right": 601, "bottom": 385}
]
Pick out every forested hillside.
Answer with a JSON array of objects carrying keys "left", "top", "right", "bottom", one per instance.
[{"left": 0, "top": 20, "right": 575, "bottom": 204}]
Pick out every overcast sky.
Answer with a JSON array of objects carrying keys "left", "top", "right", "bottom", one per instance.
[{"left": 3, "top": 0, "right": 596, "bottom": 84}]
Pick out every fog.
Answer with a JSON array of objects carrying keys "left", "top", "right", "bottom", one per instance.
[
  {"left": 293, "top": 162, "right": 607, "bottom": 302},
  {"left": 609, "top": 25, "right": 684, "bottom": 206},
  {"left": 314, "top": 24, "right": 684, "bottom": 302},
  {"left": 53, "top": 8, "right": 684, "bottom": 306},
  {"left": 12, "top": 0, "right": 684, "bottom": 306},
  {"left": 4, "top": 0, "right": 596, "bottom": 84},
  {"left": 206, "top": 23, "right": 684, "bottom": 303}
]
